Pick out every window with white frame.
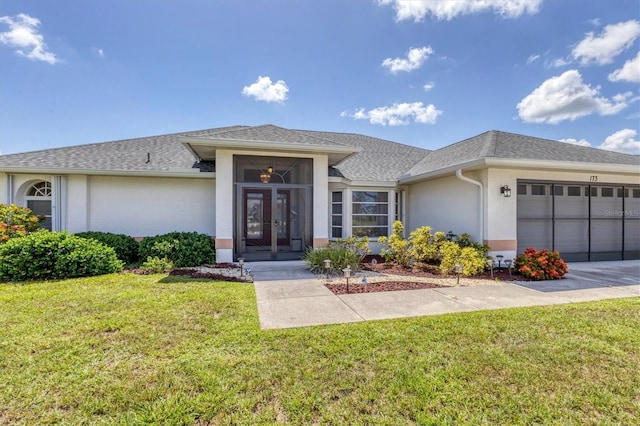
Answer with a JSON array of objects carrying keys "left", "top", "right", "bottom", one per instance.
[
  {"left": 395, "top": 191, "right": 403, "bottom": 223},
  {"left": 331, "top": 191, "right": 343, "bottom": 239},
  {"left": 352, "top": 191, "right": 388, "bottom": 237},
  {"left": 25, "top": 181, "right": 52, "bottom": 230}
]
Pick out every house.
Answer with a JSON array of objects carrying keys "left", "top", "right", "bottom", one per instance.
[{"left": 1, "top": 124, "right": 638, "bottom": 263}]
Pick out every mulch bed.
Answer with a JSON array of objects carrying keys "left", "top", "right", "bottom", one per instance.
[
  {"left": 321, "top": 257, "right": 524, "bottom": 295},
  {"left": 361, "top": 256, "right": 520, "bottom": 282},
  {"left": 325, "top": 281, "right": 442, "bottom": 295}
]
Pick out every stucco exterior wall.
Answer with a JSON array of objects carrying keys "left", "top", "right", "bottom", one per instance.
[
  {"left": 86, "top": 176, "right": 215, "bottom": 237},
  {"left": 407, "top": 167, "right": 640, "bottom": 261},
  {"left": 406, "top": 173, "right": 482, "bottom": 241},
  {"left": 486, "top": 167, "right": 640, "bottom": 259}
]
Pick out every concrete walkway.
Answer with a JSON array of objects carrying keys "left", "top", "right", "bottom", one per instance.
[{"left": 250, "top": 260, "right": 640, "bottom": 330}]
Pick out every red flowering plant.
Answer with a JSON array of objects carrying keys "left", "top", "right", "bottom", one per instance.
[
  {"left": 514, "top": 247, "right": 568, "bottom": 280},
  {"left": 0, "top": 204, "right": 43, "bottom": 243}
]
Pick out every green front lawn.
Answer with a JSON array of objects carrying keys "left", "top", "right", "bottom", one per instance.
[{"left": 1, "top": 274, "right": 638, "bottom": 424}]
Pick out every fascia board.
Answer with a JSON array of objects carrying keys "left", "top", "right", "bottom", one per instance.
[
  {"left": 346, "top": 180, "right": 399, "bottom": 188},
  {"left": 181, "top": 137, "right": 360, "bottom": 155},
  {"left": 400, "top": 158, "right": 640, "bottom": 184},
  {"left": 399, "top": 159, "right": 486, "bottom": 184},
  {"left": 484, "top": 158, "right": 640, "bottom": 174},
  {"left": 0, "top": 167, "right": 216, "bottom": 179}
]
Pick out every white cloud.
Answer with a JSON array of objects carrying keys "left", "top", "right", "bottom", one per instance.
[
  {"left": 423, "top": 81, "right": 435, "bottom": 91},
  {"left": 559, "top": 138, "right": 592, "bottom": 147},
  {"left": 242, "top": 76, "right": 289, "bottom": 104},
  {"left": 517, "top": 70, "right": 631, "bottom": 124},
  {"left": 382, "top": 46, "right": 433, "bottom": 73},
  {"left": 587, "top": 18, "right": 601, "bottom": 27},
  {"left": 342, "top": 102, "right": 442, "bottom": 126},
  {"left": 598, "top": 129, "right": 640, "bottom": 154},
  {"left": 609, "top": 51, "right": 640, "bottom": 83},
  {"left": 98, "top": 48, "right": 104, "bottom": 58},
  {"left": 0, "top": 13, "right": 58, "bottom": 64},
  {"left": 572, "top": 20, "right": 640, "bottom": 66},
  {"left": 527, "top": 54, "right": 540, "bottom": 64},
  {"left": 378, "top": 0, "right": 542, "bottom": 22}
]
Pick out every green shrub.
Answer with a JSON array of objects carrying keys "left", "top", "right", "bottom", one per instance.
[
  {"left": 139, "top": 232, "right": 215, "bottom": 268},
  {"left": 515, "top": 247, "right": 568, "bottom": 280},
  {"left": 75, "top": 231, "right": 139, "bottom": 264},
  {"left": 438, "top": 241, "right": 487, "bottom": 276},
  {"left": 0, "top": 231, "right": 123, "bottom": 281},
  {"left": 407, "top": 225, "right": 434, "bottom": 262},
  {"left": 409, "top": 227, "right": 448, "bottom": 263},
  {"left": 377, "top": 221, "right": 411, "bottom": 267},
  {"left": 141, "top": 256, "right": 174, "bottom": 273},
  {"left": 378, "top": 222, "right": 489, "bottom": 276},
  {"left": 448, "top": 231, "right": 490, "bottom": 256},
  {"left": 304, "top": 236, "right": 370, "bottom": 273},
  {"left": 0, "top": 204, "right": 43, "bottom": 243}
]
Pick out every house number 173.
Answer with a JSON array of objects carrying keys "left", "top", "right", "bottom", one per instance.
[{"left": 589, "top": 175, "right": 598, "bottom": 182}]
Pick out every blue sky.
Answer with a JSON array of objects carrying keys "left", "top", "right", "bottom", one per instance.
[{"left": 1, "top": 0, "right": 639, "bottom": 155}]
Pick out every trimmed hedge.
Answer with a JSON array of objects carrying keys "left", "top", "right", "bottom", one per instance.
[
  {"left": 138, "top": 232, "right": 215, "bottom": 268},
  {"left": 75, "top": 231, "right": 139, "bottom": 264},
  {"left": 0, "top": 231, "right": 123, "bottom": 282}
]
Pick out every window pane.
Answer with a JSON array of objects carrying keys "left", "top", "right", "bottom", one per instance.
[
  {"left": 27, "top": 181, "right": 52, "bottom": 197},
  {"left": 27, "top": 200, "right": 51, "bottom": 216},
  {"left": 352, "top": 227, "right": 388, "bottom": 238},
  {"left": 586, "top": 187, "right": 597, "bottom": 197},
  {"left": 331, "top": 204, "right": 342, "bottom": 214},
  {"left": 353, "top": 191, "right": 388, "bottom": 203},
  {"left": 331, "top": 217, "right": 342, "bottom": 226},
  {"left": 353, "top": 215, "right": 388, "bottom": 227},
  {"left": 617, "top": 188, "right": 629, "bottom": 198},
  {"left": 517, "top": 184, "right": 527, "bottom": 195},
  {"left": 332, "top": 227, "right": 342, "bottom": 238},
  {"left": 531, "top": 185, "right": 545, "bottom": 196},
  {"left": 27, "top": 200, "right": 51, "bottom": 231},
  {"left": 352, "top": 204, "right": 388, "bottom": 215},
  {"left": 601, "top": 187, "right": 613, "bottom": 197},
  {"left": 553, "top": 186, "right": 564, "bottom": 196},
  {"left": 633, "top": 189, "right": 640, "bottom": 198},
  {"left": 568, "top": 186, "right": 581, "bottom": 196},
  {"left": 332, "top": 192, "right": 342, "bottom": 202}
]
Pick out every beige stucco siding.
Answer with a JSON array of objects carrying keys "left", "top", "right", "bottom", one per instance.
[
  {"left": 407, "top": 173, "right": 482, "bottom": 241},
  {"left": 86, "top": 176, "right": 215, "bottom": 237}
]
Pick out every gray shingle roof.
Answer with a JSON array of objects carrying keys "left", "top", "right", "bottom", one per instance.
[
  {"left": 300, "top": 130, "right": 430, "bottom": 181},
  {"left": 0, "top": 126, "right": 245, "bottom": 173},
  {"left": 1, "top": 127, "right": 636, "bottom": 182},
  {"left": 196, "top": 124, "right": 349, "bottom": 147},
  {"left": 403, "top": 130, "right": 640, "bottom": 179}
]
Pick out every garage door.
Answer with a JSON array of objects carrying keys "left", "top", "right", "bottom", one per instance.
[{"left": 517, "top": 181, "right": 640, "bottom": 261}]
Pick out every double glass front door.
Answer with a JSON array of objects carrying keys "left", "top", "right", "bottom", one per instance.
[{"left": 244, "top": 188, "right": 290, "bottom": 248}]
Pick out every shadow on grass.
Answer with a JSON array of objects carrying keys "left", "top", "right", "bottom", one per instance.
[{"left": 158, "top": 275, "right": 252, "bottom": 284}]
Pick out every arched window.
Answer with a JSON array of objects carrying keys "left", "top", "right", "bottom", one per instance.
[{"left": 25, "top": 181, "right": 52, "bottom": 230}]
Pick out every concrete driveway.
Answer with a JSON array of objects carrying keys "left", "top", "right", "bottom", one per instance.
[{"left": 250, "top": 260, "right": 640, "bottom": 330}]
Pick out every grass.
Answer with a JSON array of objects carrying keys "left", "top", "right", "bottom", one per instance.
[{"left": 1, "top": 274, "right": 638, "bottom": 425}]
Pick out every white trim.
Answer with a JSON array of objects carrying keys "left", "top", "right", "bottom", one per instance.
[
  {"left": 5, "top": 174, "right": 14, "bottom": 204},
  {"left": 400, "top": 158, "right": 640, "bottom": 184},
  {"left": 0, "top": 167, "right": 215, "bottom": 179}
]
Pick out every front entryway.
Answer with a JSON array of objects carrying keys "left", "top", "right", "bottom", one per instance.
[{"left": 234, "top": 155, "right": 313, "bottom": 261}]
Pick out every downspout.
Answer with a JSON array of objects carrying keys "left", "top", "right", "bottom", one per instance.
[{"left": 455, "top": 169, "right": 483, "bottom": 242}]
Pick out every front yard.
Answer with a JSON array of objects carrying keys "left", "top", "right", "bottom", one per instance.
[{"left": 1, "top": 273, "right": 638, "bottom": 424}]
